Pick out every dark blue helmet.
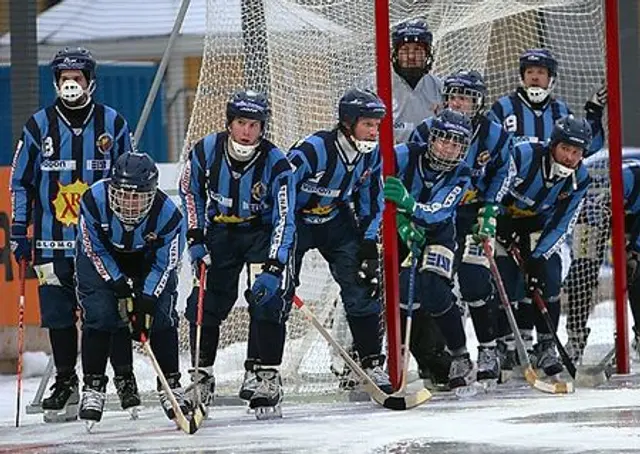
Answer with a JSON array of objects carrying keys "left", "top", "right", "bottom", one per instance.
[
  {"left": 50, "top": 47, "right": 97, "bottom": 85},
  {"left": 427, "top": 108, "right": 473, "bottom": 171},
  {"left": 550, "top": 115, "right": 592, "bottom": 152},
  {"left": 338, "top": 88, "right": 386, "bottom": 129},
  {"left": 519, "top": 48, "right": 557, "bottom": 79},
  {"left": 109, "top": 152, "right": 159, "bottom": 225},
  {"left": 392, "top": 19, "right": 433, "bottom": 48},
  {"left": 443, "top": 69, "right": 487, "bottom": 116},
  {"left": 226, "top": 90, "right": 270, "bottom": 125}
]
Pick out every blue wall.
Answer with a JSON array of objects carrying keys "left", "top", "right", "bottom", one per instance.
[{"left": 0, "top": 64, "right": 167, "bottom": 165}]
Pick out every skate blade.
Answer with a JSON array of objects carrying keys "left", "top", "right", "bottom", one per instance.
[
  {"left": 127, "top": 406, "right": 140, "bottom": 420},
  {"left": 254, "top": 405, "right": 282, "bottom": 420},
  {"left": 43, "top": 404, "right": 78, "bottom": 423},
  {"left": 453, "top": 382, "right": 483, "bottom": 398},
  {"left": 84, "top": 420, "right": 98, "bottom": 433},
  {"left": 478, "top": 378, "right": 498, "bottom": 392}
]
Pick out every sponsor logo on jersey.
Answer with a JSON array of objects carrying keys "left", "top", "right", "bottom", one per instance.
[
  {"left": 300, "top": 183, "right": 341, "bottom": 198},
  {"left": 41, "top": 160, "right": 76, "bottom": 171},
  {"left": 86, "top": 159, "right": 111, "bottom": 171},
  {"left": 507, "top": 188, "right": 534, "bottom": 206},
  {"left": 212, "top": 214, "right": 257, "bottom": 224},
  {"left": 52, "top": 179, "right": 89, "bottom": 226},
  {"left": 209, "top": 191, "right": 233, "bottom": 208},
  {"left": 476, "top": 150, "right": 491, "bottom": 167},
  {"left": 251, "top": 181, "right": 266, "bottom": 202},
  {"left": 96, "top": 132, "right": 114, "bottom": 154},
  {"left": 242, "top": 201, "right": 266, "bottom": 212},
  {"left": 42, "top": 137, "right": 55, "bottom": 157},
  {"left": 35, "top": 240, "right": 75, "bottom": 250}
]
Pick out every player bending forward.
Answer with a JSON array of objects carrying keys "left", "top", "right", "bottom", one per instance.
[
  {"left": 385, "top": 108, "right": 476, "bottom": 392},
  {"left": 180, "top": 90, "right": 296, "bottom": 419},
  {"left": 287, "top": 88, "right": 392, "bottom": 393},
  {"left": 494, "top": 115, "right": 591, "bottom": 378},
  {"left": 75, "top": 152, "right": 189, "bottom": 427}
]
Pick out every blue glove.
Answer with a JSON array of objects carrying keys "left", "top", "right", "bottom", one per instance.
[
  {"left": 10, "top": 223, "right": 31, "bottom": 263},
  {"left": 187, "top": 229, "right": 211, "bottom": 275},
  {"left": 246, "top": 261, "right": 283, "bottom": 305}
]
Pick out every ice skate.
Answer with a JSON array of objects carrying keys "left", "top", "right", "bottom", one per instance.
[
  {"left": 448, "top": 352, "right": 479, "bottom": 398},
  {"left": 42, "top": 373, "right": 79, "bottom": 423},
  {"left": 476, "top": 346, "right": 500, "bottom": 391},
  {"left": 497, "top": 336, "right": 520, "bottom": 383},
  {"left": 418, "top": 350, "right": 452, "bottom": 391},
  {"left": 158, "top": 372, "right": 193, "bottom": 422},
  {"left": 530, "top": 335, "right": 564, "bottom": 377},
  {"left": 632, "top": 326, "right": 640, "bottom": 361},
  {"left": 564, "top": 328, "right": 590, "bottom": 365},
  {"left": 79, "top": 374, "right": 108, "bottom": 432},
  {"left": 249, "top": 368, "right": 283, "bottom": 420},
  {"left": 239, "top": 369, "right": 259, "bottom": 401},
  {"left": 114, "top": 373, "right": 141, "bottom": 420},
  {"left": 362, "top": 354, "right": 393, "bottom": 394},
  {"left": 188, "top": 367, "right": 215, "bottom": 417}
]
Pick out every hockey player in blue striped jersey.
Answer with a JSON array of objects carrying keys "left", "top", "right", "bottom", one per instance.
[
  {"left": 9, "top": 47, "right": 135, "bottom": 422},
  {"left": 180, "top": 90, "right": 295, "bottom": 418},
  {"left": 75, "top": 152, "right": 188, "bottom": 426},
  {"left": 494, "top": 115, "right": 592, "bottom": 377},
  {"left": 385, "top": 109, "right": 475, "bottom": 391},
  {"left": 287, "top": 88, "right": 392, "bottom": 393},
  {"left": 410, "top": 70, "right": 515, "bottom": 386},
  {"left": 487, "top": 48, "right": 605, "bottom": 156}
]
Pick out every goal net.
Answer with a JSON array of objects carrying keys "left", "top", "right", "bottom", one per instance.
[{"left": 167, "top": 0, "right": 615, "bottom": 403}]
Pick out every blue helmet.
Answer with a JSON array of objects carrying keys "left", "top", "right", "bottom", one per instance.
[
  {"left": 50, "top": 47, "right": 97, "bottom": 85},
  {"left": 519, "top": 48, "right": 557, "bottom": 79},
  {"left": 427, "top": 108, "right": 473, "bottom": 171},
  {"left": 226, "top": 89, "right": 270, "bottom": 125},
  {"left": 550, "top": 115, "right": 592, "bottom": 152},
  {"left": 392, "top": 19, "right": 434, "bottom": 72},
  {"left": 109, "top": 152, "right": 159, "bottom": 225},
  {"left": 338, "top": 88, "right": 386, "bottom": 129},
  {"left": 443, "top": 69, "right": 487, "bottom": 116}
]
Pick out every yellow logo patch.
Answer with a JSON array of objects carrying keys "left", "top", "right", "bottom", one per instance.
[
  {"left": 213, "top": 214, "right": 256, "bottom": 224},
  {"left": 301, "top": 205, "right": 334, "bottom": 216},
  {"left": 506, "top": 204, "right": 536, "bottom": 219},
  {"left": 460, "top": 188, "right": 478, "bottom": 205},
  {"left": 52, "top": 180, "right": 89, "bottom": 226}
]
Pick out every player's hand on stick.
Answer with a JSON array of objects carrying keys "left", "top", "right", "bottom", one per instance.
[
  {"left": 127, "top": 294, "right": 155, "bottom": 342},
  {"left": 247, "top": 260, "right": 283, "bottom": 306},
  {"left": 472, "top": 203, "right": 499, "bottom": 243},
  {"left": 10, "top": 223, "right": 31, "bottom": 263},
  {"left": 357, "top": 240, "right": 380, "bottom": 299},
  {"left": 525, "top": 256, "right": 546, "bottom": 295},
  {"left": 187, "top": 228, "right": 211, "bottom": 276},
  {"left": 397, "top": 213, "right": 426, "bottom": 250},
  {"left": 383, "top": 176, "right": 416, "bottom": 215}
]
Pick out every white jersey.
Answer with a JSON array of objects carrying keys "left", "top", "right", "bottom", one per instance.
[{"left": 392, "top": 71, "right": 442, "bottom": 143}]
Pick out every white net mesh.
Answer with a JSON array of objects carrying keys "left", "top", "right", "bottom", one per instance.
[{"left": 168, "top": 0, "right": 613, "bottom": 402}]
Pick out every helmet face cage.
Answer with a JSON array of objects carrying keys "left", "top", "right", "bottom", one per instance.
[
  {"left": 443, "top": 85, "right": 484, "bottom": 116},
  {"left": 428, "top": 127, "right": 471, "bottom": 171},
  {"left": 392, "top": 20, "right": 434, "bottom": 71},
  {"left": 108, "top": 184, "right": 155, "bottom": 225},
  {"left": 519, "top": 49, "right": 558, "bottom": 79}
]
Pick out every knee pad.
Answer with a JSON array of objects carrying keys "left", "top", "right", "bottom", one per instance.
[
  {"left": 34, "top": 262, "right": 63, "bottom": 286},
  {"left": 420, "top": 245, "right": 454, "bottom": 280},
  {"left": 461, "top": 235, "right": 492, "bottom": 269},
  {"left": 458, "top": 262, "right": 493, "bottom": 303},
  {"left": 418, "top": 272, "right": 454, "bottom": 316}
]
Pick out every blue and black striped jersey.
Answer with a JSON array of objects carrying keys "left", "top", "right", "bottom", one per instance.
[
  {"left": 10, "top": 102, "right": 131, "bottom": 263},
  {"left": 394, "top": 142, "right": 472, "bottom": 228},
  {"left": 409, "top": 114, "right": 515, "bottom": 206},
  {"left": 179, "top": 131, "right": 295, "bottom": 267},
  {"left": 502, "top": 141, "right": 591, "bottom": 259},
  {"left": 78, "top": 180, "right": 184, "bottom": 299},
  {"left": 288, "top": 129, "right": 383, "bottom": 241},
  {"left": 487, "top": 88, "right": 604, "bottom": 156}
]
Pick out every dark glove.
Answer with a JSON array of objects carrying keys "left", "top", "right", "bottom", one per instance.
[
  {"left": 525, "top": 256, "right": 546, "bottom": 295},
  {"left": 187, "top": 229, "right": 211, "bottom": 275},
  {"left": 495, "top": 216, "right": 519, "bottom": 250},
  {"left": 10, "top": 223, "right": 32, "bottom": 263},
  {"left": 357, "top": 240, "right": 380, "bottom": 298},
  {"left": 584, "top": 82, "right": 607, "bottom": 119},
  {"left": 627, "top": 250, "right": 640, "bottom": 284},
  {"left": 126, "top": 294, "right": 156, "bottom": 342},
  {"left": 245, "top": 260, "right": 283, "bottom": 306}
]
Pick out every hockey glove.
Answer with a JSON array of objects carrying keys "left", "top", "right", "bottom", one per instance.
[
  {"left": 357, "top": 240, "right": 380, "bottom": 299},
  {"left": 127, "top": 294, "right": 156, "bottom": 342},
  {"left": 525, "top": 256, "right": 546, "bottom": 296},
  {"left": 113, "top": 277, "right": 135, "bottom": 324},
  {"left": 187, "top": 228, "right": 211, "bottom": 275},
  {"left": 472, "top": 203, "right": 500, "bottom": 243},
  {"left": 246, "top": 260, "right": 283, "bottom": 306},
  {"left": 10, "top": 223, "right": 31, "bottom": 263},
  {"left": 585, "top": 82, "right": 607, "bottom": 119},
  {"left": 383, "top": 176, "right": 416, "bottom": 215},
  {"left": 495, "top": 216, "right": 519, "bottom": 250},
  {"left": 397, "top": 213, "right": 426, "bottom": 250}
]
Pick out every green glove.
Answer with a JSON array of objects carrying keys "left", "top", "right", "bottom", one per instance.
[
  {"left": 383, "top": 176, "right": 416, "bottom": 214},
  {"left": 397, "top": 213, "right": 426, "bottom": 249},
  {"left": 472, "top": 203, "right": 500, "bottom": 243}
]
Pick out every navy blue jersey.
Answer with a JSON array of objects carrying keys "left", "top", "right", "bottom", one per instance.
[
  {"left": 409, "top": 114, "right": 515, "bottom": 206},
  {"left": 623, "top": 160, "right": 640, "bottom": 215},
  {"left": 394, "top": 142, "right": 472, "bottom": 228},
  {"left": 288, "top": 129, "right": 383, "bottom": 241},
  {"left": 502, "top": 141, "right": 591, "bottom": 259},
  {"left": 487, "top": 89, "right": 604, "bottom": 156},
  {"left": 78, "top": 180, "right": 185, "bottom": 299},
  {"left": 179, "top": 131, "right": 295, "bottom": 266},
  {"left": 10, "top": 102, "right": 131, "bottom": 262}
]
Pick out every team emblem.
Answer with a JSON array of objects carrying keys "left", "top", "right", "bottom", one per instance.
[
  {"left": 251, "top": 182, "right": 266, "bottom": 202},
  {"left": 96, "top": 133, "right": 114, "bottom": 154},
  {"left": 52, "top": 180, "right": 90, "bottom": 226},
  {"left": 476, "top": 150, "right": 490, "bottom": 167},
  {"left": 42, "top": 137, "right": 54, "bottom": 158}
]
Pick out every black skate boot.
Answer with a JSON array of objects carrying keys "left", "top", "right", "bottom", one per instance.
[
  {"left": 42, "top": 373, "right": 79, "bottom": 423},
  {"left": 79, "top": 374, "right": 108, "bottom": 431},
  {"left": 476, "top": 346, "right": 500, "bottom": 389},
  {"left": 158, "top": 372, "right": 193, "bottom": 422},
  {"left": 239, "top": 368, "right": 259, "bottom": 401},
  {"left": 249, "top": 368, "right": 284, "bottom": 420},
  {"left": 114, "top": 372, "right": 141, "bottom": 419},
  {"left": 448, "top": 352, "right": 478, "bottom": 397},
  {"left": 418, "top": 350, "right": 452, "bottom": 391},
  {"left": 361, "top": 354, "right": 393, "bottom": 394},
  {"left": 530, "top": 334, "right": 564, "bottom": 377},
  {"left": 188, "top": 366, "right": 215, "bottom": 417}
]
